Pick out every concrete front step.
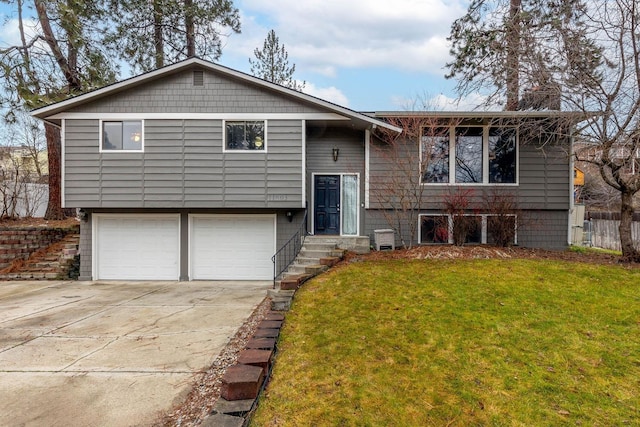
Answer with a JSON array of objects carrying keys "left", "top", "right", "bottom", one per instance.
[
  {"left": 301, "top": 242, "right": 337, "bottom": 251},
  {"left": 286, "top": 263, "right": 328, "bottom": 275},
  {"left": 294, "top": 256, "right": 321, "bottom": 265},
  {"left": 305, "top": 235, "right": 370, "bottom": 254},
  {"left": 299, "top": 249, "right": 335, "bottom": 259},
  {"left": 269, "top": 236, "right": 358, "bottom": 312}
]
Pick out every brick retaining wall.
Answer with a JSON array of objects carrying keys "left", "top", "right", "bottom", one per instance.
[{"left": 0, "top": 225, "right": 80, "bottom": 270}]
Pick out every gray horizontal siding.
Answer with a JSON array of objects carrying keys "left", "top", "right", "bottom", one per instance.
[
  {"left": 363, "top": 209, "right": 568, "bottom": 250},
  {"left": 306, "top": 126, "right": 365, "bottom": 235},
  {"left": 367, "top": 134, "right": 571, "bottom": 211},
  {"left": 64, "top": 119, "right": 303, "bottom": 208},
  {"left": 518, "top": 143, "right": 570, "bottom": 209}
]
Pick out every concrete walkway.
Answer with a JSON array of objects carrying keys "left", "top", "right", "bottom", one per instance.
[{"left": 0, "top": 280, "right": 271, "bottom": 427}]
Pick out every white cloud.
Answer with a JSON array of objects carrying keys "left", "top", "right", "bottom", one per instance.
[
  {"left": 0, "top": 16, "right": 40, "bottom": 48},
  {"left": 302, "top": 82, "right": 350, "bottom": 107},
  {"left": 228, "top": 0, "right": 467, "bottom": 76},
  {"left": 390, "top": 92, "right": 499, "bottom": 112},
  {"left": 428, "top": 93, "right": 502, "bottom": 111}
]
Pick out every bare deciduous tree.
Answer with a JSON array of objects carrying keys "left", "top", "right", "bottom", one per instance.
[
  {"left": 370, "top": 116, "right": 461, "bottom": 248},
  {"left": 569, "top": 0, "right": 640, "bottom": 261},
  {"left": 0, "top": 112, "right": 48, "bottom": 218},
  {"left": 1, "top": 0, "right": 116, "bottom": 219},
  {"left": 448, "top": 0, "right": 640, "bottom": 261}
]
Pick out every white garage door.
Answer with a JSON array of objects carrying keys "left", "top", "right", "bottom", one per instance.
[
  {"left": 94, "top": 215, "right": 180, "bottom": 280},
  {"left": 190, "top": 215, "right": 275, "bottom": 280}
]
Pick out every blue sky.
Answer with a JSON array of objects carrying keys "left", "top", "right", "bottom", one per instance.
[
  {"left": 220, "top": 0, "right": 473, "bottom": 111},
  {"left": 0, "top": 0, "right": 478, "bottom": 112}
]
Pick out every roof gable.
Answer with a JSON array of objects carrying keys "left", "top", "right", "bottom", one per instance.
[{"left": 31, "top": 58, "right": 400, "bottom": 132}]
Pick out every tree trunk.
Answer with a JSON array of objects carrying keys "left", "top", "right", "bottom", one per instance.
[
  {"left": 44, "top": 122, "right": 65, "bottom": 220},
  {"left": 185, "top": 0, "right": 195, "bottom": 58},
  {"left": 153, "top": 0, "right": 164, "bottom": 68},
  {"left": 34, "top": 0, "right": 81, "bottom": 90},
  {"left": 505, "top": 0, "right": 521, "bottom": 111},
  {"left": 619, "top": 189, "right": 640, "bottom": 262}
]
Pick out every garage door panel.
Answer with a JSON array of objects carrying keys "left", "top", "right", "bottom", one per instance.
[
  {"left": 191, "top": 216, "right": 275, "bottom": 280},
  {"left": 95, "top": 215, "right": 179, "bottom": 280}
]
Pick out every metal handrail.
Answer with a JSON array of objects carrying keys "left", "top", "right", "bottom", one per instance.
[{"left": 272, "top": 209, "right": 308, "bottom": 287}]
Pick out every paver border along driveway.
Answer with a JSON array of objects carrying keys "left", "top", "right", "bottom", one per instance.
[{"left": 0, "top": 280, "right": 270, "bottom": 427}]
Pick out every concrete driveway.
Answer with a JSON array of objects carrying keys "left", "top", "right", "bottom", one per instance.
[{"left": 0, "top": 280, "right": 271, "bottom": 427}]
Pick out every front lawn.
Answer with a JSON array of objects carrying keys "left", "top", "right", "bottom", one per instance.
[{"left": 252, "top": 259, "right": 639, "bottom": 426}]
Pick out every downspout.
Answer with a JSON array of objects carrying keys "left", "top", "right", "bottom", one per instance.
[
  {"left": 302, "top": 119, "right": 306, "bottom": 209},
  {"left": 568, "top": 128, "right": 575, "bottom": 246},
  {"left": 61, "top": 119, "right": 66, "bottom": 209},
  {"left": 365, "top": 128, "right": 371, "bottom": 209}
]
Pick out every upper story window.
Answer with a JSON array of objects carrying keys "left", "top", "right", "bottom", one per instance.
[
  {"left": 421, "top": 126, "right": 517, "bottom": 185},
  {"left": 101, "top": 120, "right": 143, "bottom": 151},
  {"left": 225, "top": 120, "right": 266, "bottom": 151},
  {"left": 421, "top": 128, "right": 450, "bottom": 183},
  {"left": 489, "top": 128, "right": 517, "bottom": 183},
  {"left": 455, "top": 127, "right": 483, "bottom": 183}
]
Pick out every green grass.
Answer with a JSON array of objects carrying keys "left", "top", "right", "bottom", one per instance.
[
  {"left": 569, "top": 245, "right": 622, "bottom": 256},
  {"left": 251, "top": 259, "right": 640, "bottom": 426}
]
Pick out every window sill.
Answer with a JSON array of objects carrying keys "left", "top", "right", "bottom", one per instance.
[{"left": 420, "top": 183, "right": 519, "bottom": 187}]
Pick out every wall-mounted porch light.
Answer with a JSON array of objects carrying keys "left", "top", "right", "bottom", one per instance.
[
  {"left": 286, "top": 211, "right": 294, "bottom": 222},
  {"left": 332, "top": 146, "right": 340, "bottom": 162}
]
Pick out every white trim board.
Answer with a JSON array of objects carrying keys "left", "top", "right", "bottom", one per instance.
[
  {"left": 48, "top": 112, "right": 351, "bottom": 121},
  {"left": 310, "top": 173, "right": 361, "bottom": 237}
]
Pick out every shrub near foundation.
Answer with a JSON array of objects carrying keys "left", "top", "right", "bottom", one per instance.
[{"left": 252, "top": 259, "right": 640, "bottom": 426}]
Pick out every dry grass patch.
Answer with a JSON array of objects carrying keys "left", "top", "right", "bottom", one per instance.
[{"left": 252, "top": 259, "right": 639, "bottom": 426}]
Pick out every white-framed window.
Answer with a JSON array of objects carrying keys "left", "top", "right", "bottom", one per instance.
[
  {"left": 224, "top": 120, "right": 266, "bottom": 151},
  {"left": 488, "top": 127, "right": 517, "bottom": 183},
  {"left": 100, "top": 120, "right": 143, "bottom": 152},
  {"left": 421, "top": 128, "right": 450, "bottom": 183},
  {"left": 421, "top": 126, "right": 517, "bottom": 185},
  {"left": 419, "top": 213, "right": 517, "bottom": 245},
  {"left": 452, "top": 214, "right": 483, "bottom": 244},
  {"left": 419, "top": 215, "right": 450, "bottom": 244},
  {"left": 455, "top": 127, "right": 484, "bottom": 183}
]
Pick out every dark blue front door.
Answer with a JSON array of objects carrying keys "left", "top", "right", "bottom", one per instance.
[{"left": 314, "top": 175, "right": 340, "bottom": 235}]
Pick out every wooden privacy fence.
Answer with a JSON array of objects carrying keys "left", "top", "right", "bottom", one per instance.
[{"left": 586, "top": 211, "right": 640, "bottom": 251}]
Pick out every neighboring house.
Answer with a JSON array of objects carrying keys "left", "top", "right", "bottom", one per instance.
[
  {"left": 0, "top": 146, "right": 48, "bottom": 217},
  {"left": 574, "top": 167, "right": 585, "bottom": 203},
  {"left": 31, "top": 58, "right": 582, "bottom": 281},
  {"left": 0, "top": 145, "right": 48, "bottom": 179}
]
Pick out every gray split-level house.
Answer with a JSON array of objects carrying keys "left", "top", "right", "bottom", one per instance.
[{"left": 31, "top": 58, "right": 583, "bottom": 281}]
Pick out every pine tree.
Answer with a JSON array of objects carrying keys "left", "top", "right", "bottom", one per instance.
[
  {"left": 448, "top": 0, "right": 640, "bottom": 262},
  {"left": 105, "top": 0, "right": 241, "bottom": 73},
  {"left": 1, "top": 0, "right": 117, "bottom": 219},
  {"left": 446, "top": 0, "right": 601, "bottom": 111},
  {"left": 249, "top": 30, "right": 304, "bottom": 91}
]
